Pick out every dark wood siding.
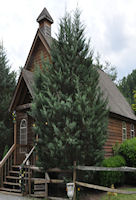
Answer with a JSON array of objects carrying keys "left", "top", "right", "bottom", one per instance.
[
  {"left": 104, "top": 117, "right": 136, "bottom": 157},
  {"left": 28, "top": 38, "right": 49, "bottom": 71}
]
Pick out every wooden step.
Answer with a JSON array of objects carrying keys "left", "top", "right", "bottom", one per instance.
[
  {"left": 12, "top": 165, "right": 31, "bottom": 168},
  {"left": 9, "top": 171, "right": 29, "bottom": 177},
  {"left": 0, "top": 190, "right": 22, "bottom": 196},
  {"left": 6, "top": 176, "right": 20, "bottom": 180},
  {"left": 0, "top": 187, "right": 21, "bottom": 193},
  {"left": 6, "top": 175, "right": 28, "bottom": 181},
  {"left": 3, "top": 181, "right": 20, "bottom": 186},
  {"left": 12, "top": 165, "right": 20, "bottom": 168},
  {"left": 9, "top": 170, "right": 20, "bottom": 174}
]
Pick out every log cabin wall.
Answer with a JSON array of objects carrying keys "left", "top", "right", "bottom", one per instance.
[
  {"left": 104, "top": 116, "right": 136, "bottom": 157},
  {"left": 28, "top": 38, "right": 49, "bottom": 72}
]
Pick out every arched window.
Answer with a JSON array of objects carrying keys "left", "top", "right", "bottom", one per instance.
[
  {"left": 122, "top": 121, "right": 127, "bottom": 141},
  {"left": 20, "top": 119, "right": 27, "bottom": 153},
  {"left": 130, "top": 124, "right": 135, "bottom": 138}
]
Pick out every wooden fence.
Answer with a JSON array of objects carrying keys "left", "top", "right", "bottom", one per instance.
[
  {"left": 22, "top": 162, "right": 136, "bottom": 200},
  {"left": 73, "top": 162, "right": 136, "bottom": 200},
  {"left": 27, "top": 166, "right": 72, "bottom": 199}
]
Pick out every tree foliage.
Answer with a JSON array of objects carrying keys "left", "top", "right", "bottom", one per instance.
[
  {"left": 31, "top": 10, "right": 108, "bottom": 170},
  {"left": 132, "top": 90, "right": 136, "bottom": 112},
  {"left": 0, "top": 43, "right": 16, "bottom": 158},
  {"left": 118, "top": 69, "right": 136, "bottom": 104},
  {"left": 95, "top": 53, "right": 117, "bottom": 82}
]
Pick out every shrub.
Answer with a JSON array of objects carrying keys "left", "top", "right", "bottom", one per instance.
[
  {"left": 112, "top": 142, "right": 120, "bottom": 156},
  {"left": 100, "top": 155, "right": 126, "bottom": 186},
  {"left": 119, "top": 138, "right": 136, "bottom": 167},
  {"left": 118, "top": 138, "right": 136, "bottom": 184}
]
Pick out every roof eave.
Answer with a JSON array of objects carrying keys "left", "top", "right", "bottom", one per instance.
[{"left": 109, "top": 111, "right": 136, "bottom": 123}]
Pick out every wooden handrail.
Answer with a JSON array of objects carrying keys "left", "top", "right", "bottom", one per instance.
[
  {"left": 0, "top": 144, "right": 16, "bottom": 168},
  {"left": 22, "top": 144, "right": 37, "bottom": 166},
  {"left": 76, "top": 165, "right": 136, "bottom": 172}
]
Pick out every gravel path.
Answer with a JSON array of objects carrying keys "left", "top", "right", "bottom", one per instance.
[
  {"left": 0, "top": 191, "right": 106, "bottom": 200},
  {"left": 0, "top": 193, "right": 31, "bottom": 200}
]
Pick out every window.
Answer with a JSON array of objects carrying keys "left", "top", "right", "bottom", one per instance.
[
  {"left": 122, "top": 122, "right": 127, "bottom": 141},
  {"left": 130, "top": 124, "right": 135, "bottom": 138},
  {"left": 20, "top": 119, "right": 27, "bottom": 153}
]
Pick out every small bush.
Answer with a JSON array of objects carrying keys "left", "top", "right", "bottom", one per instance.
[
  {"left": 100, "top": 155, "right": 126, "bottom": 186},
  {"left": 119, "top": 138, "right": 136, "bottom": 167},
  {"left": 119, "top": 138, "right": 136, "bottom": 184},
  {"left": 112, "top": 142, "right": 120, "bottom": 156}
]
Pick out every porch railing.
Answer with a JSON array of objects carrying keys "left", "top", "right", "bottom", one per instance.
[
  {"left": 22, "top": 145, "right": 36, "bottom": 167},
  {"left": 20, "top": 144, "right": 37, "bottom": 194},
  {"left": 0, "top": 143, "right": 16, "bottom": 187}
]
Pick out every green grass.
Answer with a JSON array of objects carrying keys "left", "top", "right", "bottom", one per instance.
[{"left": 101, "top": 188, "right": 136, "bottom": 200}]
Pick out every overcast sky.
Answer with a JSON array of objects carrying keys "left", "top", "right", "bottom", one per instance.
[{"left": 0, "top": 0, "right": 136, "bottom": 80}]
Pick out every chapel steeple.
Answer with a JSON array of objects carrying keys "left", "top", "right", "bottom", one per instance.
[{"left": 37, "top": 7, "right": 53, "bottom": 37}]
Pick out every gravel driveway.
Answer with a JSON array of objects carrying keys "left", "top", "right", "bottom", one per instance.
[{"left": 0, "top": 193, "right": 31, "bottom": 200}]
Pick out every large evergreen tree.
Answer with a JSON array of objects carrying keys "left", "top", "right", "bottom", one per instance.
[
  {"left": 31, "top": 10, "right": 108, "bottom": 170},
  {"left": 0, "top": 43, "right": 16, "bottom": 158}
]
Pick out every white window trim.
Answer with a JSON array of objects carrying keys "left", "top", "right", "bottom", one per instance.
[
  {"left": 122, "top": 121, "right": 127, "bottom": 141},
  {"left": 20, "top": 119, "right": 27, "bottom": 153},
  {"left": 130, "top": 124, "right": 135, "bottom": 138}
]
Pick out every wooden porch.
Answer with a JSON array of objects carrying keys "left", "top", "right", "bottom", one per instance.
[
  {"left": 0, "top": 143, "right": 37, "bottom": 196},
  {"left": 0, "top": 143, "right": 71, "bottom": 199}
]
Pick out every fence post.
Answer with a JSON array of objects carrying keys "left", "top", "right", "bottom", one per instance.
[
  {"left": 28, "top": 166, "right": 31, "bottom": 195},
  {"left": 73, "top": 161, "right": 76, "bottom": 200},
  {"left": 45, "top": 173, "right": 48, "bottom": 199},
  {"left": 0, "top": 167, "right": 3, "bottom": 188}
]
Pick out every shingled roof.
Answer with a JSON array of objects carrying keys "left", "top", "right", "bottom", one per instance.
[
  {"left": 22, "top": 69, "right": 34, "bottom": 98},
  {"left": 98, "top": 69, "right": 136, "bottom": 121},
  {"left": 37, "top": 7, "right": 53, "bottom": 24},
  {"left": 22, "top": 68, "right": 136, "bottom": 121}
]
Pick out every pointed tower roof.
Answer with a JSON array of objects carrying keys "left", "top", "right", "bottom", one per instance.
[{"left": 37, "top": 7, "right": 53, "bottom": 24}]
